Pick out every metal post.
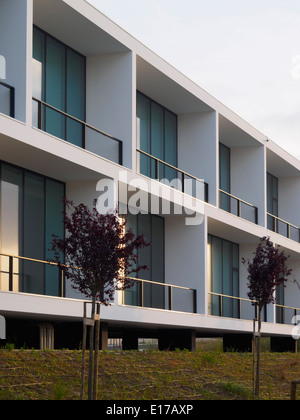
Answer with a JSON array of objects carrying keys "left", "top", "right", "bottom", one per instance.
[
  {"left": 59, "top": 267, "right": 64, "bottom": 297},
  {"left": 80, "top": 302, "right": 87, "bottom": 400},
  {"left": 10, "top": 86, "right": 15, "bottom": 118},
  {"left": 8, "top": 256, "right": 13, "bottom": 292},
  {"left": 93, "top": 303, "right": 101, "bottom": 400},
  {"left": 168, "top": 286, "right": 172, "bottom": 311},
  {"left": 193, "top": 289, "right": 197, "bottom": 314}
]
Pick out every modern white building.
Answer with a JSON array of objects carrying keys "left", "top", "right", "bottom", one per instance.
[{"left": 0, "top": 0, "right": 299, "bottom": 351}]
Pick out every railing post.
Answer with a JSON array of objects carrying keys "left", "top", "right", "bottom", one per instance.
[
  {"left": 181, "top": 172, "right": 185, "bottom": 194},
  {"left": 168, "top": 286, "right": 172, "bottom": 311},
  {"left": 155, "top": 159, "right": 159, "bottom": 180},
  {"left": 193, "top": 289, "right": 197, "bottom": 314},
  {"left": 10, "top": 86, "right": 15, "bottom": 118},
  {"left": 9, "top": 256, "right": 13, "bottom": 292},
  {"left": 59, "top": 266, "right": 64, "bottom": 297},
  {"left": 119, "top": 141, "right": 123, "bottom": 166}
]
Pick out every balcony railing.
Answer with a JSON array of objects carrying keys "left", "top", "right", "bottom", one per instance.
[
  {"left": 208, "top": 291, "right": 257, "bottom": 320},
  {"left": 267, "top": 213, "right": 300, "bottom": 242},
  {"left": 123, "top": 276, "right": 197, "bottom": 314},
  {"left": 0, "top": 253, "right": 64, "bottom": 297},
  {"left": 0, "top": 253, "right": 197, "bottom": 314},
  {"left": 219, "top": 189, "right": 258, "bottom": 224},
  {"left": 137, "top": 149, "right": 209, "bottom": 203},
  {"left": 0, "top": 81, "right": 15, "bottom": 118},
  {"left": 32, "top": 97, "right": 123, "bottom": 165},
  {"left": 275, "top": 304, "right": 300, "bottom": 325},
  {"left": 209, "top": 291, "right": 300, "bottom": 325}
]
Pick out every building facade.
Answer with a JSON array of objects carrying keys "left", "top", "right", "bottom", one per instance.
[{"left": 0, "top": 0, "right": 299, "bottom": 351}]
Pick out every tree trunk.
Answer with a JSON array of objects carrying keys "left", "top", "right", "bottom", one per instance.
[
  {"left": 93, "top": 305, "right": 100, "bottom": 400},
  {"left": 88, "top": 295, "right": 96, "bottom": 400},
  {"left": 255, "top": 306, "right": 262, "bottom": 399}
]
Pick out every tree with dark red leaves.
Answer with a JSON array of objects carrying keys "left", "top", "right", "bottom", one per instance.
[
  {"left": 242, "top": 236, "right": 292, "bottom": 399},
  {"left": 50, "top": 199, "right": 149, "bottom": 399}
]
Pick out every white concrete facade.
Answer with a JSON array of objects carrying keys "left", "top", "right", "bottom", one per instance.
[{"left": 0, "top": 0, "right": 299, "bottom": 349}]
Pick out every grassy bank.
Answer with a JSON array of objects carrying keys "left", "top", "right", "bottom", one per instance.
[{"left": 0, "top": 348, "right": 299, "bottom": 400}]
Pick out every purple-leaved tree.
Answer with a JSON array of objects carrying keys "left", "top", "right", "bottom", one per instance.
[
  {"left": 242, "top": 236, "right": 292, "bottom": 399},
  {"left": 50, "top": 199, "right": 149, "bottom": 399}
]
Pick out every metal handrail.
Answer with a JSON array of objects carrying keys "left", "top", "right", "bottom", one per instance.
[
  {"left": 0, "top": 253, "right": 197, "bottom": 313},
  {"left": 32, "top": 97, "right": 123, "bottom": 165},
  {"left": 0, "top": 81, "right": 15, "bottom": 118},
  {"left": 209, "top": 291, "right": 300, "bottom": 324},
  {"left": 0, "top": 252, "right": 64, "bottom": 297},
  {"left": 123, "top": 276, "right": 197, "bottom": 313},
  {"left": 137, "top": 148, "right": 209, "bottom": 202},
  {"left": 219, "top": 189, "right": 258, "bottom": 224}
]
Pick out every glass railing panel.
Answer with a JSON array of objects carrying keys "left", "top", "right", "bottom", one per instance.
[
  {"left": 137, "top": 149, "right": 208, "bottom": 203},
  {"left": 32, "top": 98, "right": 123, "bottom": 165},
  {"left": 123, "top": 277, "right": 197, "bottom": 314},
  {"left": 171, "top": 287, "right": 196, "bottom": 313},
  {"left": 219, "top": 190, "right": 258, "bottom": 224},
  {"left": 0, "top": 81, "right": 15, "bottom": 118}
]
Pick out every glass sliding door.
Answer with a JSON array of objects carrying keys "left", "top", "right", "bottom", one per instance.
[
  {"left": 208, "top": 234, "right": 240, "bottom": 318},
  {"left": 219, "top": 143, "right": 231, "bottom": 212},
  {"left": 33, "top": 26, "right": 86, "bottom": 148},
  {"left": 136, "top": 93, "right": 151, "bottom": 177},
  {"left": 0, "top": 165, "right": 23, "bottom": 292},
  {"left": 137, "top": 92, "right": 177, "bottom": 182},
  {"left": 124, "top": 212, "right": 165, "bottom": 309},
  {"left": 0, "top": 161, "right": 65, "bottom": 296},
  {"left": 23, "top": 172, "right": 45, "bottom": 294},
  {"left": 45, "top": 179, "right": 65, "bottom": 296},
  {"left": 267, "top": 172, "right": 278, "bottom": 231}
]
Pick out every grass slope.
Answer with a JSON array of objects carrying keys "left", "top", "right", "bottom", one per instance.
[{"left": 0, "top": 349, "right": 299, "bottom": 400}]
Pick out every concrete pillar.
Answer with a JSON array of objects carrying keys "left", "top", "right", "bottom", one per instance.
[
  {"left": 39, "top": 323, "right": 54, "bottom": 350},
  {"left": 223, "top": 334, "right": 252, "bottom": 352},
  {"left": 158, "top": 329, "right": 196, "bottom": 351},
  {"left": 100, "top": 322, "right": 108, "bottom": 350}
]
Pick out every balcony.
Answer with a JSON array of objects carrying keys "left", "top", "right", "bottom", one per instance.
[
  {"left": 0, "top": 253, "right": 197, "bottom": 314},
  {"left": 208, "top": 291, "right": 300, "bottom": 325},
  {"left": 123, "top": 276, "right": 197, "bottom": 314},
  {"left": 0, "top": 253, "right": 64, "bottom": 297},
  {"left": 32, "top": 98, "right": 123, "bottom": 165},
  {"left": 219, "top": 190, "right": 258, "bottom": 224},
  {"left": 137, "top": 149, "right": 209, "bottom": 202},
  {"left": 0, "top": 81, "right": 15, "bottom": 118},
  {"left": 267, "top": 213, "right": 300, "bottom": 242}
]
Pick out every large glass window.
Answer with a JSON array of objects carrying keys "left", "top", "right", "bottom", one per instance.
[
  {"left": 33, "top": 26, "right": 86, "bottom": 148},
  {"left": 0, "top": 162, "right": 65, "bottom": 296},
  {"left": 137, "top": 92, "right": 177, "bottom": 181},
  {"left": 267, "top": 172, "right": 278, "bottom": 231},
  {"left": 124, "top": 212, "right": 165, "bottom": 309},
  {"left": 219, "top": 143, "right": 231, "bottom": 212},
  {"left": 208, "top": 234, "right": 239, "bottom": 318}
]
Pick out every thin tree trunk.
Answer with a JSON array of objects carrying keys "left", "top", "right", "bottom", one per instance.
[
  {"left": 80, "top": 302, "right": 87, "bottom": 400},
  {"left": 88, "top": 295, "right": 96, "bottom": 400},
  {"left": 93, "top": 304, "right": 100, "bottom": 400},
  {"left": 255, "top": 307, "right": 262, "bottom": 399}
]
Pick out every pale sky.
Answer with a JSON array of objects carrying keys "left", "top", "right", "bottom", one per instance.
[{"left": 88, "top": 0, "right": 300, "bottom": 159}]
